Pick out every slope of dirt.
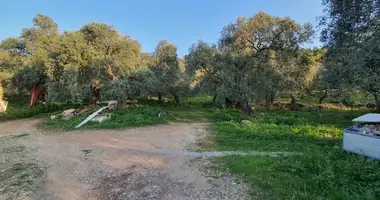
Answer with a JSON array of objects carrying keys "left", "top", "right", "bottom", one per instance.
[{"left": 0, "top": 119, "right": 248, "bottom": 200}]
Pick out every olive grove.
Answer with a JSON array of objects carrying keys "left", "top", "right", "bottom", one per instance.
[
  {"left": 3, "top": 10, "right": 376, "bottom": 114},
  {"left": 186, "top": 12, "right": 315, "bottom": 113}
]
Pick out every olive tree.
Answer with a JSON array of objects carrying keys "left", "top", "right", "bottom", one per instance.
[
  {"left": 220, "top": 12, "right": 312, "bottom": 111},
  {"left": 321, "top": 0, "right": 380, "bottom": 111},
  {"left": 186, "top": 41, "right": 222, "bottom": 104},
  {"left": 150, "top": 40, "right": 185, "bottom": 103}
]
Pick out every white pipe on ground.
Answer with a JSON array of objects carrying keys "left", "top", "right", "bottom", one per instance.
[{"left": 75, "top": 106, "right": 108, "bottom": 128}]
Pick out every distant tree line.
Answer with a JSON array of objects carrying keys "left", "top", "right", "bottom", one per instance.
[{"left": 1, "top": 4, "right": 379, "bottom": 113}]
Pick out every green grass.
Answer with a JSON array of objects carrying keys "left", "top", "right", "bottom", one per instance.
[
  {"left": 211, "top": 109, "right": 380, "bottom": 199},
  {"left": 130, "top": 96, "right": 380, "bottom": 199},
  {"left": 0, "top": 94, "right": 70, "bottom": 121},
  {"left": 43, "top": 107, "right": 176, "bottom": 130}
]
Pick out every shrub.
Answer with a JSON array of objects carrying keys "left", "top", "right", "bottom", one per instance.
[
  {"left": 46, "top": 69, "right": 91, "bottom": 105},
  {"left": 101, "top": 79, "right": 129, "bottom": 104}
]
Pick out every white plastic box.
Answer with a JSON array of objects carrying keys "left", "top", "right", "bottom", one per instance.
[
  {"left": 343, "top": 129, "right": 380, "bottom": 160},
  {"left": 343, "top": 113, "right": 380, "bottom": 160}
]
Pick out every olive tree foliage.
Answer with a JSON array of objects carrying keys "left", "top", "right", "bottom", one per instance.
[
  {"left": 1, "top": 14, "right": 145, "bottom": 105},
  {"left": 300, "top": 48, "right": 329, "bottom": 104},
  {"left": 0, "top": 14, "right": 57, "bottom": 93},
  {"left": 150, "top": 40, "right": 186, "bottom": 103},
  {"left": 321, "top": 0, "right": 380, "bottom": 111},
  {"left": 351, "top": 24, "right": 380, "bottom": 110},
  {"left": 186, "top": 41, "right": 222, "bottom": 103},
  {"left": 21, "top": 14, "right": 60, "bottom": 76},
  {"left": 46, "top": 68, "right": 91, "bottom": 104},
  {"left": 186, "top": 12, "right": 313, "bottom": 113},
  {"left": 47, "top": 23, "right": 142, "bottom": 104},
  {"left": 79, "top": 23, "right": 142, "bottom": 79},
  {"left": 220, "top": 12, "right": 313, "bottom": 110},
  {"left": 0, "top": 38, "right": 27, "bottom": 73}
]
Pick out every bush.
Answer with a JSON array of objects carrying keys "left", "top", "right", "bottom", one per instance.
[
  {"left": 43, "top": 107, "right": 174, "bottom": 130},
  {"left": 101, "top": 79, "right": 129, "bottom": 104},
  {"left": 46, "top": 69, "right": 91, "bottom": 105}
]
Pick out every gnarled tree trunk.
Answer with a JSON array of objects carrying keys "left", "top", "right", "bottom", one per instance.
[
  {"left": 157, "top": 93, "right": 163, "bottom": 103},
  {"left": 290, "top": 93, "right": 297, "bottom": 110},
  {"left": 241, "top": 99, "right": 255, "bottom": 115},
  {"left": 172, "top": 92, "right": 181, "bottom": 104},
  {"left": 29, "top": 84, "right": 44, "bottom": 108},
  {"left": 265, "top": 93, "right": 275, "bottom": 111},
  {"left": 211, "top": 94, "right": 217, "bottom": 104},
  {"left": 319, "top": 89, "right": 328, "bottom": 104},
  {"left": 375, "top": 94, "right": 380, "bottom": 113}
]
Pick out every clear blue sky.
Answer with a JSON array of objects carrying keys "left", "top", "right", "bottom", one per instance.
[{"left": 0, "top": 0, "right": 324, "bottom": 56}]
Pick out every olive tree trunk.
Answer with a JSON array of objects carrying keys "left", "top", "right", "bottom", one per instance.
[
  {"left": 290, "top": 93, "right": 298, "bottom": 110},
  {"left": 319, "top": 89, "right": 328, "bottom": 104},
  {"left": 241, "top": 99, "right": 255, "bottom": 115},
  {"left": 172, "top": 92, "right": 181, "bottom": 104},
  {"left": 157, "top": 93, "right": 163, "bottom": 103},
  {"left": 265, "top": 93, "right": 275, "bottom": 110},
  {"left": 375, "top": 94, "right": 380, "bottom": 113},
  {"left": 211, "top": 94, "right": 217, "bottom": 104}
]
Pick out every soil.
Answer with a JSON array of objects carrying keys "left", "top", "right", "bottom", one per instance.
[{"left": 0, "top": 119, "right": 248, "bottom": 200}]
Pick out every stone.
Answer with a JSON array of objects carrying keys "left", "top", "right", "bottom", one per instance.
[
  {"left": 158, "top": 112, "right": 167, "bottom": 117},
  {"left": 90, "top": 113, "right": 112, "bottom": 123},
  {"left": 240, "top": 120, "right": 253, "bottom": 126},
  {"left": 107, "top": 100, "right": 118, "bottom": 110},
  {"left": 50, "top": 115, "right": 58, "bottom": 120},
  {"left": 62, "top": 109, "right": 76, "bottom": 120}
]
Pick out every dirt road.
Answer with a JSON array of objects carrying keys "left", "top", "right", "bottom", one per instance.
[{"left": 0, "top": 119, "right": 248, "bottom": 200}]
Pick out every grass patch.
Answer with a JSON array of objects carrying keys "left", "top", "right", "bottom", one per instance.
[
  {"left": 43, "top": 107, "right": 175, "bottom": 130},
  {"left": 0, "top": 94, "right": 70, "bottom": 121},
  {"left": 211, "top": 109, "right": 380, "bottom": 199}
]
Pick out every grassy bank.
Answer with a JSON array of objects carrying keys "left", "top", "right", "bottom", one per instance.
[
  {"left": 43, "top": 107, "right": 176, "bottom": 130},
  {"left": 0, "top": 95, "right": 69, "bottom": 121},
  {"left": 212, "top": 110, "right": 380, "bottom": 199}
]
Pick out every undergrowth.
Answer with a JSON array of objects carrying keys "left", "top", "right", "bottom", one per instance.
[
  {"left": 0, "top": 95, "right": 69, "bottom": 121},
  {"left": 43, "top": 107, "right": 175, "bottom": 130}
]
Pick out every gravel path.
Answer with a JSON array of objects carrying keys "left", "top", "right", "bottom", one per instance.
[{"left": 0, "top": 119, "right": 248, "bottom": 200}]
